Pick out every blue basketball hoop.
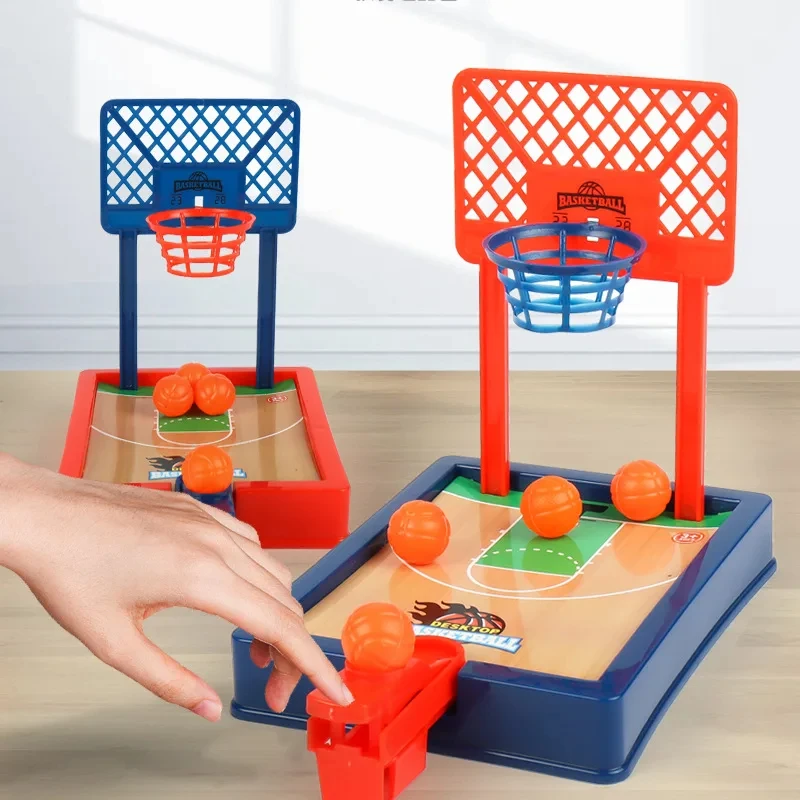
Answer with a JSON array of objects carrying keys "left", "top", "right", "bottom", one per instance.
[{"left": 483, "top": 222, "right": 647, "bottom": 333}]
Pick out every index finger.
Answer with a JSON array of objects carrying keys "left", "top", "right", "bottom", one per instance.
[{"left": 187, "top": 567, "right": 353, "bottom": 708}]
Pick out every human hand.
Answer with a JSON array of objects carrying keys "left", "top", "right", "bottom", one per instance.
[{"left": 0, "top": 455, "right": 352, "bottom": 721}]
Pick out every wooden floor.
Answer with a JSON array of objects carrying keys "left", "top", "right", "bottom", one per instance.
[{"left": 0, "top": 371, "right": 796, "bottom": 798}]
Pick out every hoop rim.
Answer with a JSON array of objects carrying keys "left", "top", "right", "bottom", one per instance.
[
  {"left": 483, "top": 222, "right": 647, "bottom": 277},
  {"left": 146, "top": 207, "right": 257, "bottom": 231},
  {"left": 146, "top": 207, "right": 256, "bottom": 279}
]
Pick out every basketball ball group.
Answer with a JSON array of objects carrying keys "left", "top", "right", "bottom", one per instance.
[
  {"left": 611, "top": 460, "right": 672, "bottom": 521},
  {"left": 520, "top": 476, "right": 583, "bottom": 538},
  {"left": 152, "top": 362, "right": 236, "bottom": 418},
  {"left": 387, "top": 500, "right": 451, "bottom": 566},
  {"left": 517, "top": 460, "right": 672, "bottom": 542},
  {"left": 194, "top": 372, "right": 236, "bottom": 416},
  {"left": 151, "top": 374, "right": 194, "bottom": 418}
]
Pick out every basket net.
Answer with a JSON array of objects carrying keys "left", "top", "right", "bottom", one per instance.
[
  {"left": 146, "top": 208, "right": 256, "bottom": 278},
  {"left": 483, "top": 222, "right": 647, "bottom": 333}
]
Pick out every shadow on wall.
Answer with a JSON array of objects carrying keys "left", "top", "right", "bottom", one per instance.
[
  {"left": 0, "top": 0, "right": 795, "bottom": 367},
  {"left": 0, "top": 0, "right": 96, "bottom": 293},
  {"left": 687, "top": 0, "right": 800, "bottom": 318}
]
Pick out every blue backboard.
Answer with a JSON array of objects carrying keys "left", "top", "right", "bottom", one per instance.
[{"left": 100, "top": 99, "right": 300, "bottom": 235}]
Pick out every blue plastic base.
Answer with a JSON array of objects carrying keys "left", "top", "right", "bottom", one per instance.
[
  {"left": 175, "top": 475, "right": 235, "bottom": 516},
  {"left": 230, "top": 457, "right": 775, "bottom": 784}
]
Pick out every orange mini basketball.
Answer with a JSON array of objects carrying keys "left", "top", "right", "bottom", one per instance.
[
  {"left": 611, "top": 460, "right": 672, "bottom": 521},
  {"left": 176, "top": 362, "right": 210, "bottom": 387},
  {"left": 152, "top": 374, "right": 194, "bottom": 418},
  {"left": 194, "top": 373, "right": 236, "bottom": 416},
  {"left": 520, "top": 476, "right": 582, "bottom": 539},
  {"left": 180, "top": 445, "right": 234, "bottom": 495},
  {"left": 341, "top": 602, "right": 416, "bottom": 673},
  {"left": 387, "top": 500, "right": 450, "bottom": 566}
]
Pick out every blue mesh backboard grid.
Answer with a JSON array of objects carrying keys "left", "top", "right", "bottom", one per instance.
[{"left": 100, "top": 99, "right": 300, "bottom": 234}]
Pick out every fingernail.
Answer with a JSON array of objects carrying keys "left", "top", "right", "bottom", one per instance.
[
  {"left": 273, "top": 697, "right": 289, "bottom": 714},
  {"left": 252, "top": 652, "right": 272, "bottom": 669},
  {"left": 192, "top": 699, "right": 223, "bottom": 722},
  {"left": 340, "top": 684, "right": 355, "bottom": 706}
]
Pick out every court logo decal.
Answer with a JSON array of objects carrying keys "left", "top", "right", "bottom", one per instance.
[
  {"left": 672, "top": 531, "right": 705, "bottom": 544},
  {"left": 146, "top": 455, "right": 246, "bottom": 481},
  {"left": 557, "top": 181, "right": 626, "bottom": 215},
  {"left": 173, "top": 170, "right": 224, "bottom": 194},
  {"left": 146, "top": 455, "right": 184, "bottom": 477},
  {"left": 411, "top": 601, "right": 522, "bottom": 654}
]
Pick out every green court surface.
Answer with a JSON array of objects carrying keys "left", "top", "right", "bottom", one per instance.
[
  {"left": 158, "top": 412, "right": 231, "bottom": 434},
  {"left": 442, "top": 475, "right": 733, "bottom": 578},
  {"left": 443, "top": 476, "right": 732, "bottom": 529},
  {"left": 477, "top": 517, "right": 620, "bottom": 576},
  {"left": 97, "top": 379, "right": 298, "bottom": 435}
]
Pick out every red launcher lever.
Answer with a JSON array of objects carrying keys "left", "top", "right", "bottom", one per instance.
[{"left": 307, "top": 636, "right": 465, "bottom": 800}]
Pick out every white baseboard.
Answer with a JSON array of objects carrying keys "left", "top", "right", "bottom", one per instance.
[{"left": 0, "top": 314, "right": 798, "bottom": 370}]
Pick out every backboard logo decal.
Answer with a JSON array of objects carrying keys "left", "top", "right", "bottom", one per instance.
[
  {"left": 411, "top": 601, "right": 522, "bottom": 654},
  {"left": 557, "top": 181, "right": 626, "bottom": 216},
  {"left": 173, "top": 170, "right": 224, "bottom": 194}
]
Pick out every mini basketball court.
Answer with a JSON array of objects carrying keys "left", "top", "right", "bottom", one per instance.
[
  {"left": 59, "top": 100, "right": 349, "bottom": 548},
  {"left": 230, "top": 69, "right": 776, "bottom": 789},
  {"left": 304, "top": 474, "right": 730, "bottom": 680},
  {"left": 82, "top": 377, "right": 317, "bottom": 484}
]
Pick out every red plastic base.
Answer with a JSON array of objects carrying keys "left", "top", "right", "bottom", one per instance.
[{"left": 59, "top": 367, "right": 350, "bottom": 549}]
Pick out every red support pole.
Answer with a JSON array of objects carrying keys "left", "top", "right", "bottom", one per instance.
[
  {"left": 479, "top": 254, "right": 510, "bottom": 496},
  {"left": 674, "top": 276, "right": 708, "bottom": 521}
]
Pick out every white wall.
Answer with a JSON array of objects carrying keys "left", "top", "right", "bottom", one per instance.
[{"left": 0, "top": 0, "right": 797, "bottom": 370}]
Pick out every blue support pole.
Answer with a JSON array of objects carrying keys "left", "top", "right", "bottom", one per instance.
[
  {"left": 119, "top": 231, "right": 138, "bottom": 390},
  {"left": 256, "top": 229, "right": 278, "bottom": 389}
]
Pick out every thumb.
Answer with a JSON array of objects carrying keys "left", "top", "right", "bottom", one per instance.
[{"left": 95, "top": 622, "right": 223, "bottom": 722}]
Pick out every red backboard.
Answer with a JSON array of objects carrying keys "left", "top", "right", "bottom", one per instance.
[{"left": 453, "top": 70, "right": 738, "bottom": 286}]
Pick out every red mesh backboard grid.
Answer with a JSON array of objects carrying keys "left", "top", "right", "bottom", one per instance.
[{"left": 453, "top": 70, "right": 738, "bottom": 285}]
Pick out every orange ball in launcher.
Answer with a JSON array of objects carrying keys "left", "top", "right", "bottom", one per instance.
[
  {"left": 341, "top": 602, "right": 416, "bottom": 673},
  {"left": 181, "top": 445, "right": 234, "bottom": 495}
]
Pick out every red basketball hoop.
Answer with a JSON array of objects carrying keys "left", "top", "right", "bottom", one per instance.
[{"left": 146, "top": 207, "right": 256, "bottom": 278}]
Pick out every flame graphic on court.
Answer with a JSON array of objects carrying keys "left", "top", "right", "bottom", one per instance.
[
  {"left": 147, "top": 456, "right": 185, "bottom": 471},
  {"left": 146, "top": 455, "right": 185, "bottom": 481},
  {"left": 411, "top": 601, "right": 522, "bottom": 654}
]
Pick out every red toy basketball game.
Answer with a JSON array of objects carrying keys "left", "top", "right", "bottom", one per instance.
[{"left": 59, "top": 99, "right": 349, "bottom": 548}]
